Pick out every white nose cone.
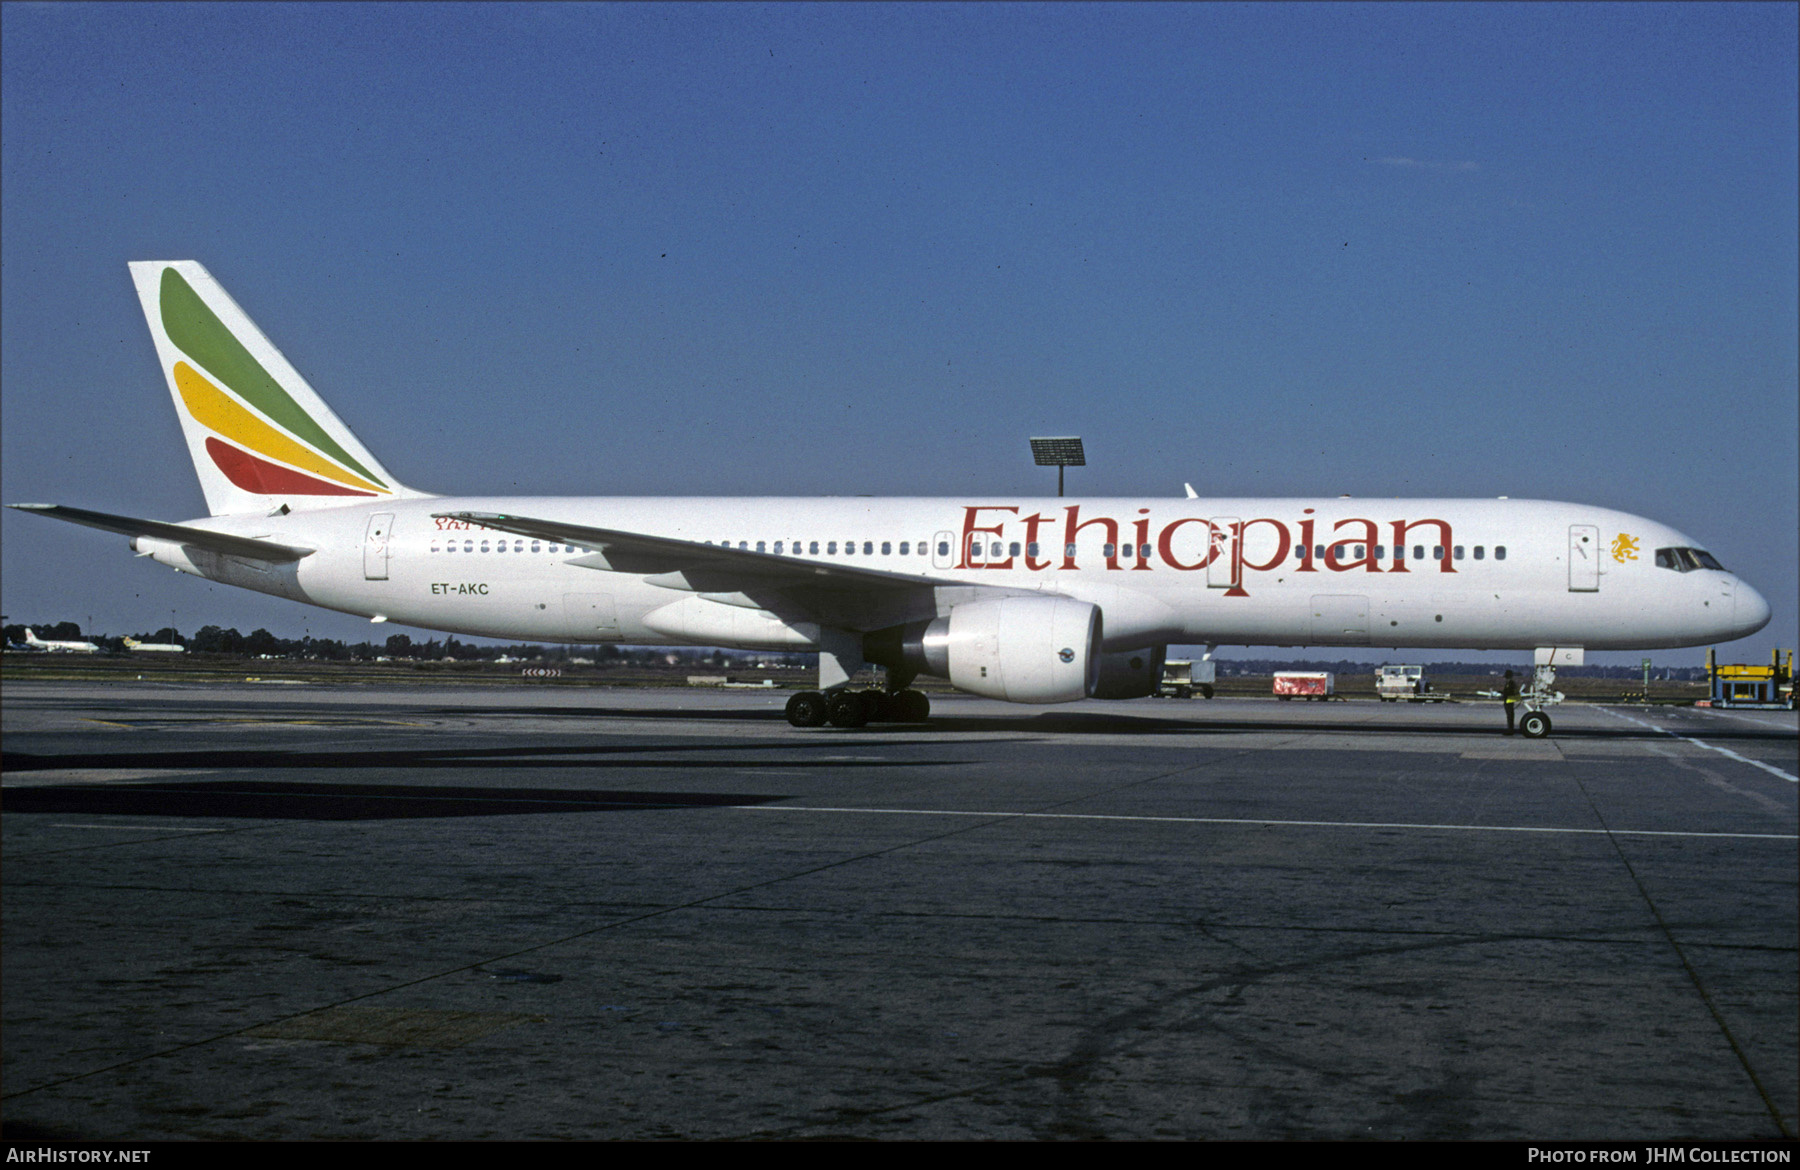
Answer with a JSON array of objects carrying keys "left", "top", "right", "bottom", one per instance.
[{"left": 1732, "top": 580, "right": 1772, "bottom": 639}]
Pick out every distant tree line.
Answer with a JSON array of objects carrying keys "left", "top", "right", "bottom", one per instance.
[{"left": 2, "top": 622, "right": 814, "bottom": 667}]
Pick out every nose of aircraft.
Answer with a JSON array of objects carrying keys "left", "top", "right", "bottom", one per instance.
[{"left": 1732, "top": 579, "right": 1772, "bottom": 639}]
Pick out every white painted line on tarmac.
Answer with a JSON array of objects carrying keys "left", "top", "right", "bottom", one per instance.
[
  {"left": 734, "top": 805, "right": 1795, "bottom": 840},
  {"left": 1601, "top": 707, "right": 1798, "bottom": 784},
  {"left": 1691, "top": 707, "right": 1799, "bottom": 730}
]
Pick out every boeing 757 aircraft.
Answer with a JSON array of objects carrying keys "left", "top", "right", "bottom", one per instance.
[{"left": 11, "top": 262, "right": 1772, "bottom": 734}]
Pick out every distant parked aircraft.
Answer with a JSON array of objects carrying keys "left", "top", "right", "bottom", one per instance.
[
  {"left": 23, "top": 628, "right": 99, "bottom": 654},
  {"left": 123, "top": 637, "right": 186, "bottom": 653}
]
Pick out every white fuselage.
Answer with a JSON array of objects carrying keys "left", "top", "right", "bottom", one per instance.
[{"left": 138, "top": 495, "right": 1770, "bottom": 654}]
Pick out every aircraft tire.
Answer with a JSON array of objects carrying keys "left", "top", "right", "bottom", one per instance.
[
  {"left": 786, "top": 691, "right": 829, "bottom": 728},
  {"left": 895, "top": 690, "right": 930, "bottom": 722},
  {"left": 1519, "top": 710, "right": 1551, "bottom": 739},
  {"left": 827, "top": 690, "right": 870, "bottom": 729}
]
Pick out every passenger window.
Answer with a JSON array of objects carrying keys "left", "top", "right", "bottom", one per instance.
[
  {"left": 937, "top": 541, "right": 948, "bottom": 557},
  {"left": 1433, "top": 546, "right": 1444, "bottom": 560},
  {"left": 1028, "top": 542, "right": 1040, "bottom": 558},
  {"left": 1353, "top": 545, "right": 1365, "bottom": 559},
  {"left": 1065, "top": 543, "right": 1078, "bottom": 559},
  {"left": 1453, "top": 546, "right": 1464, "bottom": 560},
  {"left": 1314, "top": 545, "right": 1325, "bottom": 560},
  {"left": 532, "top": 542, "right": 541, "bottom": 553},
  {"left": 1413, "top": 545, "right": 1424, "bottom": 560},
  {"left": 827, "top": 541, "right": 837, "bottom": 555},
  {"left": 1495, "top": 546, "right": 1506, "bottom": 560},
  {"left": 899, "top": 542, "right": 909, "bottom": 556},
  {"left": 1103, "top": 543, "right": 1116, "bottom": 558},
  {"left": 1010, "top": 542, "right": 1021, "bottom": 558},
  {"left": 880, "top": 542, "right": 890, "bottom": 555},
  {"left": 1474, "top": 546, "right": 1484, "bottom": 560},
  {"left": 1374, "top": 545, "right": 1385, "bottom": 559},
  {"left": 479, "top": 541, "right": 490, "bottom": 553},
  {"left": 810, "top": 541, "right": 819, "bottom": 555},
  {"left": 773, "top": 541, "right": 783, "bottom": 555}
]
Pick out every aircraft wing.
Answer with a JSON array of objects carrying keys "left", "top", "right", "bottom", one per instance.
[
  {"left": 435, "top": 509, "right": 1021, "bottom": 630},
  {"left": 8, "top": 504, "right": 315, "bottom": 563}
]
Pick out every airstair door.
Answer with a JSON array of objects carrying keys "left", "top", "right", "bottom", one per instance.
[
  {"left": 1569, "top": 525, "right": 1600, "bottom": 592},
  {"left": 363, "top": 513, "right": 395, "bottom": 581}
]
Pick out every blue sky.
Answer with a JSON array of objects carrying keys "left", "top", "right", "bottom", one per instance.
[{"left": 3, "top": 2, "right": 1794, "bottom": 662}]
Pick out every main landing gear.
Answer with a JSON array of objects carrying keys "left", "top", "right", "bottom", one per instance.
[{"left": 785, "top": 689, "right": 931, "bottom": 728}]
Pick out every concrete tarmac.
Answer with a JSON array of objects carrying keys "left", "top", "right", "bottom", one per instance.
[{"left": 3, "top": 681, "right": 1795, "bottom": 1140}]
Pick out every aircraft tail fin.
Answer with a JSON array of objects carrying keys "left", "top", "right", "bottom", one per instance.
[{"left": 128, "top": 261, "right": 431, "bottom": 516}]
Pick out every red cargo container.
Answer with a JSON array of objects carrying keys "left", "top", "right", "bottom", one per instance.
[{"left": 1273, "top": 672, "right": 1334, "bottom": 700}]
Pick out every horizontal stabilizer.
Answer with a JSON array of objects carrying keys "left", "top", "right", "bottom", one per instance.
[{"left": 8, "top": 504, "right": 314, "bottom": 562}]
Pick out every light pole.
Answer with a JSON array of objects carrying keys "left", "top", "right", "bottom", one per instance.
[{"left": 1029, "top": 437, "right": 1085, "bottom": 498}]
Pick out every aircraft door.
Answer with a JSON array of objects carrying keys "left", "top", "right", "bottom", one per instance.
[
  {"left": 933, "top": 530, "right": 956, "bottom": 570},
  {"left": 1568, "top": 525, "right": 1599, "bottom": 592},
  {"left": 363, "top": 513, "right": 395, "bottom": 581},
  {"left": 1207, "top": 518, "right": 1240, "bottom": 589}
]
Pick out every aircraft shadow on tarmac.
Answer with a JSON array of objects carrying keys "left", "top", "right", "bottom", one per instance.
[
  {"left": 0, "top": 738, "right": 970, "bottom": 821},
  {"left": 0, "top": 779, "right": 795, "bottom": 821}
]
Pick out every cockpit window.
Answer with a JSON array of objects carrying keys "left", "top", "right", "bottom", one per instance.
[{"left": 1655, "top": 547, "right": 1726, "bottom": 572}]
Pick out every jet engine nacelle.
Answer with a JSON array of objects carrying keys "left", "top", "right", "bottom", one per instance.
[
  {"left": 1091, "top": 644, "right": 1168, "bottom": 700},
  {"left": 871, "top": 596, "right": 1102, "bottom": 703}
]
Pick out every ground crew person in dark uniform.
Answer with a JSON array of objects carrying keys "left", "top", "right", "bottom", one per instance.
[{"left": 1501, "top": 670, "right": 1520, "bottom": 734}]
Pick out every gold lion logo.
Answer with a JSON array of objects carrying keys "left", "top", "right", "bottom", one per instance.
[{"left": 1611, "top": 533, "right": 1640, "bottom": 563}]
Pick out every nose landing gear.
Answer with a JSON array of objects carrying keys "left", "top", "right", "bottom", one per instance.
[{"left": 1516, "top": 663, "right": 1565, "bottom": 738}]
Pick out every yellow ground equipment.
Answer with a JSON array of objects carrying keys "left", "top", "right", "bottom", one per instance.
[{"left": 1705, "top": 648, "right": 1794, "bottom": 709}]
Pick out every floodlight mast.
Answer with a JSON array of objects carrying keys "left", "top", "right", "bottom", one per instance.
[{"left": 1029, "top": 436, "right": 1085, "bottom": 497}]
